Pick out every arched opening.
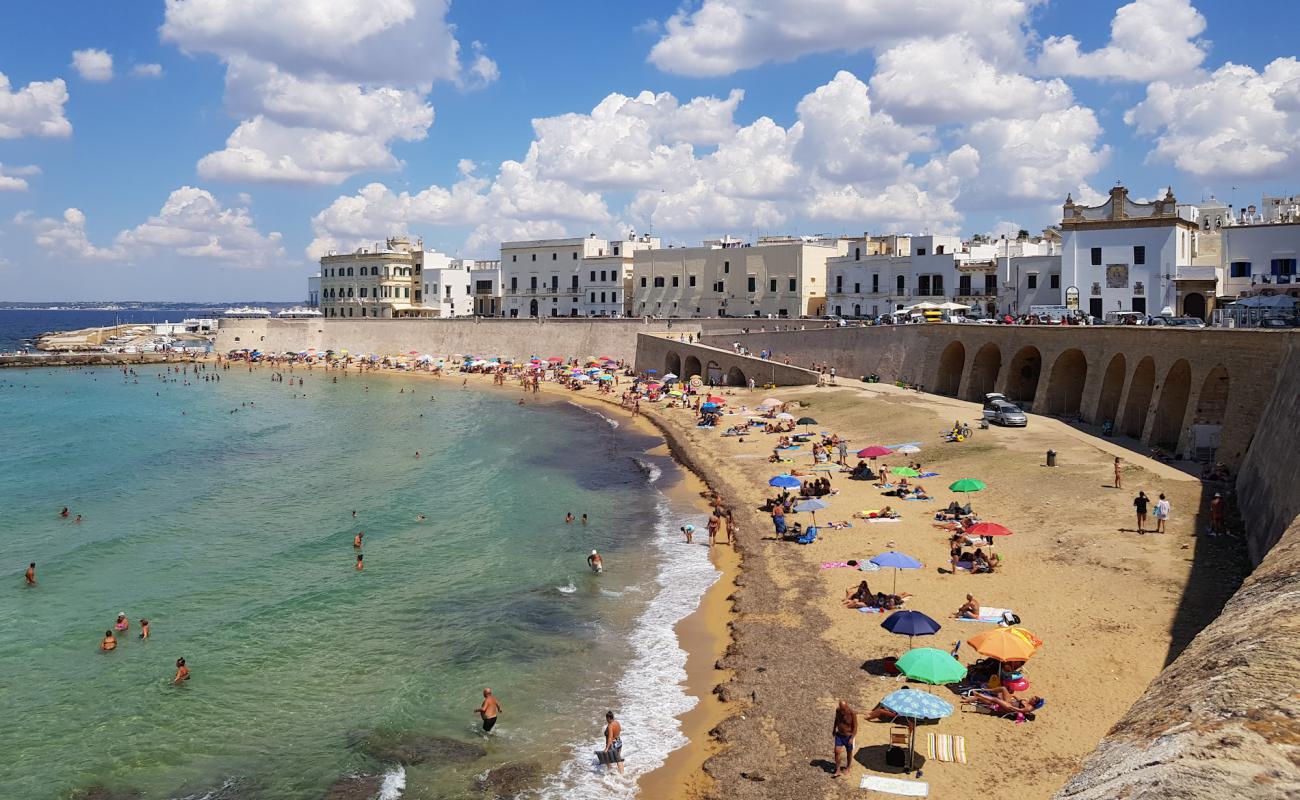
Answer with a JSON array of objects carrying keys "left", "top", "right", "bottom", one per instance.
[
  {"left": 1191, "top": 365, "right": 1229, "bottom": 460},
  {"left": 665, "top": 351, "right": 681, "bottom": 377},
  {"left": 1044, "top": 348, "right": 1088, "bottom": 417},
  {"left": 1151, "top": 360, "right": 1192, "bottom": 451},
  {"left": 1183, "top": 292, "right": 1207, "bottom": 321},
  {"left": 1006, "top": 346, "right": 1042, "bottom": 406},
  {"left": 705, "top": 360, "right": 723, "bottom": 385},
  {"left": 935, "top": 341, "right": 965, "bottom": 397},
  {"left": 726, "top": 366, "right": 746, "bottom": 387},
  {"left": 1096, "top": 354, "right": 1126, "bottom": 427},
  {"left": 1122, "top": 357, "right": 1156, "bottom": 439},
  {"left": 528, "top": 298, "right": 538, "bottom": 317},
  {"left": 965, "top": 343, "right": 1001, "bottom": 401},
  {"left": 683, "top": 355, "right": 702, "bottom": 379}
]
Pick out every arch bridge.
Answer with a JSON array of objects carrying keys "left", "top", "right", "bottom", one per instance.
[{"left": 635, "top": 334, "right": 821, "bottom": 388}]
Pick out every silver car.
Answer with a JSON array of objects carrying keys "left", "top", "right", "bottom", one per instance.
[{"left": 983, "top": 398, "right": 1027, "bottom": 427}]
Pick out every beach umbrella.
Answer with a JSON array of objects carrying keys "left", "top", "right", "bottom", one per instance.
[
  {"left": 967, "top": 522, "right": 1013, "bottom": 537},
  {"left": 700, "top": 403, "right": 720, "bottom": 412},
  {"left": 870, "top": 551, "right": 923, "bottom": 594},
  {"left": 967, "top": 627, "right": 1042, "bottom": 662},
  {"left": 949, "top": 478, "right": 987, "bottom": 493},
  {"left": 645, "top": 369, "right": 658, "bottom": 374},
  {"left": 895, "top": 444, "right": 922, "bottom": 455},
  {"left": 895, "top": 647, "right": 968, "bottom": 686},
  {"left": 881, "top": 610, "right": 942, "bottom": 648},
  {"left": 662, "top": 373, "right": 679, "bottom": 380},
  {"left": 706, "top": 395, "right": 725, "bottom": 404},
  {"left": 775, "top": 412, "right": 795, "bottom": 420},
  {"left": 793, "top": 497, "right": 828, "bottom": 527},
  {"left": 598, "top": 374, "right": 614, "bottom": 381},
  {"left": 890, "top": 467, "right": 920, "bottom": 477},
  {"left": 769, "top": 474, "right": 801, "bottom": 489},
  {"left": 796, "top": 416, "right": 818, "bottom": 432},
  {"left": 857, "top": 445, "right": 893, "bottom": 459},
  {"left": 878, "top": 687, "right": 955, "bottom": 771},
  {"left": 758, "top": 398, "right": 783, "bottom": 408},
  {"left": 547, "top": 356, "right": 564, "bottom": 363}
]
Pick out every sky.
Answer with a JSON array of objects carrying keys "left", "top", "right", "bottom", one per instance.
[{"left": 0, "top": 0, "right": 1297, "bottom": 302}]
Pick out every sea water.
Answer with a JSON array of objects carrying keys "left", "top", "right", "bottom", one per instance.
[{"left": 0, "top": 365, "right": 717, "bottom": 799}]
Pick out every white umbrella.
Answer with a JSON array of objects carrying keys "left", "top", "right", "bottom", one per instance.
[
  {"left": 906, "top": 301, "right": 942, "bottom": 311},
  {"left": 938, "top": 301, "right": 971, "bottom": 311},
  {"left": 775, "top": 412, "right": 795, "bottom": 420},
  {"left": 662, "top": 372, "right": 679, "bottom": 380},
  {"left": 895, "top": 444, "right": 922, "bottom": 455}
]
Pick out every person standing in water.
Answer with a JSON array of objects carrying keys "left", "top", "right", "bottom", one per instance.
[
  {"left": 354, "top": 531, "right": 364, "bottom": 548},
  {"left": 173, "top": 657, "right": 190, "bottom": 684},
  {"left": 139, "top": 619, "right": 150, "bottom": 640},
  {"left": 25, "top": 562, "right": 36, "bottom": 586},
  {"left": 101, "top": 631, "right": 117, "bottom": 652},
  {"left": 565, "top": 512, "right": 575, "bottom": 524},
  {"left": 356, "top": 553, "right": 364, "bottom": 571},
  {"left": 475, "top": 688, "right": 501, "bottom": 732},
  {"left": 587, "top": 550, "right": 603, "bottom": 573},
  {"left": 598, "top": 711, "right": 624, "bottom": 774}
]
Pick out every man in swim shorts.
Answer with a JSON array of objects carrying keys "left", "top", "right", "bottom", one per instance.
[
  {"left": 476, "top": 688, "right": 501, "bottom": 732},
  {"left": 588, "top": 550, "right": 603, "bottom": 573},
  {"left": 832, "top": 700, "right": 857, "bottom": 778},
  {"left": 25, "top": 562, "right": 35, "bottom": 586}
]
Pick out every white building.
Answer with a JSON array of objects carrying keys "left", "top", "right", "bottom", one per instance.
[
  {"left": 827, "top": 234, "right": 1007, "bottom": 318},
  {"left": 500, "top": 235, "right": 610, "bottom": 318},
  {"left": 470, "top": 262, "right": 501, "bottom": 317},
  {"left": 420, "top": 257, "right": 479, "bottom": 318},
  {"left": 633, "top": 235, "right": 845, "bottom": 318},
  {"left": 1060, "top": 186, "right": 1198, "bottom": 320},
  {"left": 1261, "top": 195, "right": 1300, "bottom": 224},
  {"left": 1221, "top": 222, "right": 1300, "bottom": 301},
  {"left": 307, "top": 273, "right": 321, "bottom": 308},
  {"left": 580, "top": 233, "right": 660, "bottom": 317},
  {"left": 319, "top": 236, "right": 437, "bottom": 319}
]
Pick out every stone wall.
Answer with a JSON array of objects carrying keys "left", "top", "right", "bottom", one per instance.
[
  {"left": 633, "top": 334, "right": 821, "bottom": 387},
  {"left": 1235, "top": 335, "right": 1300, "bottom": 562}
]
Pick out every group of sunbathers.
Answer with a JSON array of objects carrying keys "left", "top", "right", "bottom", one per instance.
[
  {"left": 802, "top": 477, "right": 834, "bottom": 497},
  {"left": 853, "top": 506, "right": 899, "bottom": 520},
  {"left": 842, "top": 580, "right": 912, "bottom": 611}
]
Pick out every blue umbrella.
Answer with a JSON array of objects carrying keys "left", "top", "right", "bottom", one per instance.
[
  {"left": 794, "top": 497, "right": 828, "bottom": 527},
  {"left": 700, "top": 402, "right": 720, "bottom": 411},
  {"left": 881, "top": 610, "right": 941, "bottom": 648},
  {"left": 880, "top": 688, "right": 953, "bottom": 720},
  {"left": 645, "top": 369, "right": 658, "bottom": 374},
  {"left": 870, "top": 551, "right": 923, "bottom": 594},
  {"left": 769, "top": 474, "right": 801, "bottom": 489}
]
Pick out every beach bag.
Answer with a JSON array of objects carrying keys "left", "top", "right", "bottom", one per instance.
[{"left": 1001, "top": 612, "right": 1021, "bottom": 626}]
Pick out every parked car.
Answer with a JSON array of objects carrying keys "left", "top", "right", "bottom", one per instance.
[
  {"left": 1149, "top": 316, "right": 1207, "bottom": 328},
  {"left": 1258, "top": 317, "right": 1299, "bottom": 328},
  {"left": 982, "top": 393, "right": 1028, "bottom": 427}
]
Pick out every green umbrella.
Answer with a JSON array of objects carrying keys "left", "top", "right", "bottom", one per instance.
[
  {"left": 948, "top": 478, "right": 987, "bottom": 493},
  {"left": 797, "top": 415, "right": 818, "bottom": 433},
  {"left": 890, "top": 467, "right": 920, "bottom": 477},
  {"left": 895, "top": 647, "right": 968, "bottom": 685}
]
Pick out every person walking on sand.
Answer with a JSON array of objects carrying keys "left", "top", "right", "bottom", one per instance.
[
  {"left": 25, "top": 562, "right": 36, "bottom": 586},
  {"left": 598, "top": 711, "right": 624, "bottom": 774},
  {"left": 1134, "top": 491, "right": 1150, "bottom": 534},
  {"left": 1114, "top": 457, "right": 1122, "bottom": 489},
  {"left": 475, "top": 688, "right": 502, "bottom": 732},
  {"left": 831, "top": 700, "right": 858, "bottom": 778},
  {"left": 772, "top": 503, "right": 786, "bottom": 535},
  {"left": 1210, "top": 493, "right": 1226, "bottom": 536},
  {"left": 1154, "top": 493, "right": 1171, "bottom": 534},
  {"left": 707, "top": 514, "right": 720, "bottom": 545}
]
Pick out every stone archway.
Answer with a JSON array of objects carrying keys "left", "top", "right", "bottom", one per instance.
[
  {"left": 1045, "top": 348, "right": 1088, "bottom": 417},
  {"left": 935, "top": 341, "right": 965, "bottom": 397},
  {"left": 1183, "top": 292, "right": 1207, "bottom": 321},
  {"left": 665, "top": 351, "right": 682, "bottom": 378},
  {"left": 705, "top": 360, "right": 723, "bottom": 385},
  {"left": 1006, "top": 346, "right": 1042, "bottom": 406},
  {"left": 1122, "top": 356, "right": 1156, "bottom": 439},
  {"left": 1096, "top": 354, "right": 1127, "bottom": 427},
  {"left": 965, "top": 343, "right": 1002, "bottom": 401},
  {"left": 1196, "top": 365, "right": 1230, "bottom": 424},
  {"left": 683, "top": 355, "right": 703, "bottom": 379},
  {"left": 726, "top": 366, "right": 747, "bottom": 387},
  {"left": 1151, "top": 360, "right": 1192, "bottom": 451},
  {"left": 529, "top": 298, "right": 538, "bottom": 317}
]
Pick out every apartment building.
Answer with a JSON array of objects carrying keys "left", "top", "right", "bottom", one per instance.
[
  {"left": 632, "top": 235, "right": 845, "bottom": 318},
  {"left": 469, "top": 261, "right": 502, "bottom": 317},
  {"left": 318, "top": 236, "right": 437, "bottom": 318}
]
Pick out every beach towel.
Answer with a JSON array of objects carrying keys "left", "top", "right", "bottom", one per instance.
[
  {"left": 820, "top": 562, "right": 853, "bottom": 569},
  {"left": 902, "top": 497, "right": 933, "bottom": 502},
  {"left": 863, "top": 517, "right": 902, "bottom": 523},
  {"left": 956, "top": 607, "right": 1014, "bottom": 623},
  {"left": 856, "top": 606, "right": 883, "bottom": 613},
  {"left": 927, "top": 733, "right": 967, "bottom": 764},
  {"left": 860, "top": 775, "right": 929, "bottom": 796},
  {"left": 918, "top": 472, "right": 939, "bottom": 478}
]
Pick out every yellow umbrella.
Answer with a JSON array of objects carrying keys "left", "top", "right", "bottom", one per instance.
[{"left": 966, "top": 627, "right": 1042, "bottom": 662}]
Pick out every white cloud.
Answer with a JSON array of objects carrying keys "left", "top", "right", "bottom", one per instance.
[
  {"left": 794, "top": 70, "right": 932, "bottom": 181},
  {"left": 1038, "top": 0, "right": 1207, "bottom": 82},
  {"left": 0, "top": 164, "right": 40, "bottom": 192},
  {"left": 870, "top": 35, "right": 1073, "bottom": 125},
  {"left": 963, "top": 106, "right": 1110, "bottom": 203},
  {"left": 1125, "top": 57, "right": 1300, "bottom": 180},
  {"left": 647, "top": 0, "right": 1034, "bottom": 76},
  {"left": 0, "top": 72, "right": 72, "bottom": 139},
  {"left": 131, "top": 63, "right": 164, "bottom": 79},
  {"left": 18, "top": 187, "right": 285, "bottom": 267},
  {"left": 71, "top": 49, "right": 114, "bottom": 82},
  {"left": 161, "top": 0, "right": 490, "bottom": 185}
]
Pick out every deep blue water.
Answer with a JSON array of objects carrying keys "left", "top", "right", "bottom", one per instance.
[{"left": 0, "top": 309, "right": 240, "bottom": 351}]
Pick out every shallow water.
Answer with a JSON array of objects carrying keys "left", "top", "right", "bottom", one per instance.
[{"left": 0, "top": 366, "right": 715, "bottom": 799}]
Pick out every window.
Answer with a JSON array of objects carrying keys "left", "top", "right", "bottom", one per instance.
[
  {"left": 571, "top": 274, "right": 578, "bottom": 289},
  {"left": 916, "top": 248, "right": 926, "bottom": 256},
  {"left": 404, "top": 287, "right": 409, "bottom": 298},
  {"left": 600, "top": 292, "right": 606, "bottom": 303},
  {"left": 985, "top": 274, "right": 997, "bottom": 294},
  {"left": 529, "top": 276, "right": 538, "bottom": 291},
  {"left": 936, "top": 245, "right": 945, "bottom": 254},
  {"left": 640, "top": 276, "right": 647, "bottom": 287},
  {"left": 511, "top": 277, "right": 518, "bottom": 291},
  {"left": 713, "top": 281, "right": 724, "bottom": 292},
  {"left": 747, "top": 276, "right": 757, "bottom": 292},
  {"left": 854, "top": 247, "right": 861, "bottom": 260},
  {"left": 1050, "top": 274, "right": 1060, "bottom": 289},
  {"left": 1230, "top": 261, "right": 1251, "bottom": 278},
  {"left": 723, "top": 260, "right": 730, "bottom": 274},
  {"left": 1091, "top": 247, "right": 1102, "bottom": 266},
  {"left": 552, "top": 253, "right": 557, "bottom": 261},
  {"left": 835, "top": 275, "right": 843, "bottom": 292},
  {"left": 654, "top": 276, "right": 665, "bottom": 288},
  {"left": 550, "top": 276, "right": 559, "bottom": 291},
  {"left": 512, "top": 255, "right": 517, "bottom": 262},
  {"left": 872, "top": 274, "right": 879, "bottom": 293},
  {"left": 918, "top": 275, "right": 931, "bottom": 296},
  {"left": 688, "top": 275, "right": 696, "bottom": 287},
  {"left": 672, "top": 276, "right": 679, "bottom": 287},
  {"left": 959, "top": 275, "right": 971, "bottom": 295},
  {"left": 1133, "top": 246, "right": 1146, "bottom": 265},
  {"left": 347, "top": 288, "right": 354, "bottom": 297},
  {"left": 359, "top": 287, "right": 368, "bottom": 298},
  {"left": 1132, "top": 297, "right": 1147, "bottom": 313},
  {"left": 613, "top": 246, "right": 620, "bottom": 255},
  {"left": 372, "top": 266, "right": 379, "bottom": 276},
  {"left": 573, "top": 252, "right": 579, "bottom": 260},
  {"left": 788, "top": 278, "right": 796, "bottom": 292},
  {"left": 601, "top": 270, "right": 607, "bottom": 281},
  {"left": 1271, "top": 259, "right": 1297, "bottom": 276},
  {"left": 531, "top": 254, "right": 537, "bottom": 261},
  {"left": 590, "top": 271, "right": 596, "bottom": 282},
  {"left": 769, "top": 278, "right": 777, "bottom": 292},
  {"left": 1027, "top": 274, "right": 1038, "bottom": 289},
  {"left": 854, "top": 282, "right": 860, "bottom": 293},
  {"left": 590, "top": 292, "right": 596, "bottom": 303}
]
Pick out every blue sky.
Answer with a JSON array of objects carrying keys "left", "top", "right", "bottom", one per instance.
[{"left": 1, "top": 0, "right": 1297, "bottom": 301}]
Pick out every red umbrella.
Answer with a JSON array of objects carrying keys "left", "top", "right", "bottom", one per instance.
[
  {"left": 857, "top": 445, "right": 893, "bottom": 459},
  {"left": 967, "top": 522, "right": 1013, "bottom": 537},
  {"left": 546, "top": 357, "right": 564, "bottom": 363},
  {"left": 706, "top": 395, "right": 725, "bottom": 404},
  {"left": 597, "top": 355, "right": 614, "bottom": 362}
]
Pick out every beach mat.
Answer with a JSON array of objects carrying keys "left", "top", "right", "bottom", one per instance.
[
  {"left": 955, "top": 607, "right": 1013, "bottom": 623},
  {"left": 857, "top": 606, "right": 883, "bottom": 613},
  {"left": 927, "top": 733, "right": 967, "bottom": 764},
  {"left": 861, "top": 775, "right": 929, "bottom": 796}
]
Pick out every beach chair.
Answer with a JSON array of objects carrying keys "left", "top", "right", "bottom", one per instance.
[{"left": 796, "top": 526, "right": 818, "bottom": 545}]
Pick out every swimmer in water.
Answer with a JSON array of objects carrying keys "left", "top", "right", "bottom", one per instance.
[
  {"left": 356, "top": 553, "right": 364, "bottom": 571},
  {"left": 581, "top": 514, "right": 588, "bottom": 525},
  {"left": 565, "top": 512, "right": 574, "bottom": 524},
  {"left": 416, "top": 514, "right": 426, "bottom": 522},
  {"left": 173, "top": 657, "right": 190, "bottom": 683},
  {"left": 101, "top": 631, "right": 117, "bottom": 652},
  {"left": 415, "top": 451, "right": 420, "bottom": 459},
  {"left": 60, "top": 507, "right": 69, "bottom": 518},
  {"left": 115, "top": 612, "right": 129, "bottom": 633},
  {"left": 73, "top": 514, "right": 82, "bottom": 524},
  {"left": 139, "top": 619, "right": 150, "bottom": 640},
  {"left": 25, "top": 562, "right": 36, "bottom": 585},
  {"left": 475, "top": 688, "right": 501, "bottom": 732},
  {"left": 587, "top": 550, "right": 603, "bottom": 573},
  {"left": 354, "top": 532, "right": 364, "bottom": 548}
]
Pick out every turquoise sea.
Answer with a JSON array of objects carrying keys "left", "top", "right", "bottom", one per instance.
[{"left": 0, "top": 365, "right": 716, "bottom": 799}]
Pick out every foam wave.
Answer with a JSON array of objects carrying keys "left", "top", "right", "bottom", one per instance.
[
  {"left": 557, "top": 581, "right": 578, "bottom": 594},
  {"left": 632, "top": 457, "right": 662, "bottom": 484},
  {"left": 535, "top": 501, "right": 719, "bottom": 799},
  {"left": 568, "top": 401, "right": 620, "bottom": 429},
  {"left": 378, "top": 765, "right": 406, "bottom": 799}
]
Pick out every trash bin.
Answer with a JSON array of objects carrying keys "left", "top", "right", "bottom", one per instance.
[{"left": 1046, "top": 449, "right": 1057, "bottom": 467}]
